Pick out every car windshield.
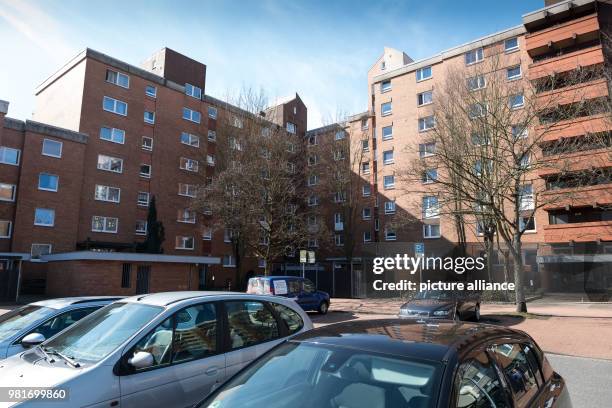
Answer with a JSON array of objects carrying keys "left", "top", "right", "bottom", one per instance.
[
  {"left": 198, "top": 342, "right": 442, "bottom": 408},
  {"left": 414, "top": 290, "right": 455, "bottom": 301},
  {"left": 42, "top": 302, "right": 163, "bottom": 364},
  {"left": 0, "top": 305, "right": 55, "bottom": 342}
]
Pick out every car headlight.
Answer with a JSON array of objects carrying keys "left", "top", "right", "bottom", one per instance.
[{"left": 433, "top": 309, "right": 451, "bottom": 316}]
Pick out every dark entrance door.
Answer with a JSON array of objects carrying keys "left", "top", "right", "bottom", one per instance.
[
  {"left": 0, "top": 260, "right": 19, "bottom": 302},
  {"left": 136, "top": 265, "right": 151, "bottom": 294}
]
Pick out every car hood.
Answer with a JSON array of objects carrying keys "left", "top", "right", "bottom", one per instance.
[
  {"left": 401, "top": 300, "right": 456, "bottom": 312},
  {"left": 0, "top": 352, "right": 83, "bottom": 388}
]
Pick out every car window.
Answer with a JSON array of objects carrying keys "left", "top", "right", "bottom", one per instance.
[
  {"left": 286, "top": 280, "right": 301, "bottom": 295},
  {"left": 269, "top": 302, "right": 303, "bottom": 335},
  {"left": 28, "top": 307, "right": 99, "bottom": 340},
  {"left": 303, "top": 279, "right": 315, "bottom": 294},
  {"left": 172, "top": 303, "right": 217, "bottom": 363},
  {"left": 225, "top": 301, "right": 279, "bottom": 349},
  {"left": 490, "top": 343, "right": 539, "bottom": 407},
  {"left": 522, "top": 344, "right": 544, "bottom": 386},
  {"left": 456, "top": 352, "right": 510, "bottom": 408},
  {"left": 0, "top": 305, "right": 55, "bottom": 343},
  {"left": 131, "top": 317, "right": 174, "bottom": 370}
]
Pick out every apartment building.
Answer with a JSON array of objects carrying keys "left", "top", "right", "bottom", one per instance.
[{"left": 0, "top": 48, "right": 305, "bottom": 299}]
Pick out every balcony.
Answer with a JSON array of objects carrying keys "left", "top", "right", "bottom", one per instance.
[
  {"left": 537, "top": 113, "right": 611, "bottom": 143},
  {"left": 539, "top": 148, "right": 612, "bottom": 177},
  {"left": 542, "top": 184, "right": 612, "bottom": 210},
  {"left": 543, "top": 220, "right": 612, "bottom": 243},
  {"left": 529, "top": 45, "right": 604, "bottom": 80},
  {"left": 525, "top": 13, "right": 600, "bottom": 57},
  {"left": 536, "top": 77, "right": 609, "bottom": 109}
]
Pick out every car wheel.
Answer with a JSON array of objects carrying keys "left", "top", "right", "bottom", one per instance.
[
  {"left": 455, "top": 308, "right": 461, "bottom": 321},
  {"left": 318, "top": 301, "right": 329, "bottom": 315},
  {"left": 474, "top": 304, "right": 481, "bottom": 322}
]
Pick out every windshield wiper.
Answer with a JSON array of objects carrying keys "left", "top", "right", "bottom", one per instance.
[{"left": 42, "top": 347, "right": 81, "bottom": 368}]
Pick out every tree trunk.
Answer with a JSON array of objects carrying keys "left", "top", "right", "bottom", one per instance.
[
  {"left": 512, "top": 236, "right": 527, "bottom": 313},
  {"left": 485, "top": 236, "right": 494, "bottom": 283}
]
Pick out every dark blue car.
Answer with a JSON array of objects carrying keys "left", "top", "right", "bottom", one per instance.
[{"left": 246, "top": 276, "right": 331, "bottom": 314}]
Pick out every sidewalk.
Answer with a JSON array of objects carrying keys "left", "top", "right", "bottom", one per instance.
[{"left": 329, "top": 298, "right": 612, "bottom": 318}]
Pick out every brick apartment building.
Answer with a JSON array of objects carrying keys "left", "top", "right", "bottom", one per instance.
[{"left": 1, "top": 0, "right": 611, "bottom": 299}]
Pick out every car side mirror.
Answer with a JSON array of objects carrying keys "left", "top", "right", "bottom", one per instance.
[
  {"left": 21, "top": 333, "right": 46, "bottom": 348},
  {"left": 128, "top": 351, "right": 154, "bottom": 369}
]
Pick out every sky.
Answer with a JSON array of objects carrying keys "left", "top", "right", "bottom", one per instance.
[{"left": 0, "top": 0, "right": 544, "bottom": 129}]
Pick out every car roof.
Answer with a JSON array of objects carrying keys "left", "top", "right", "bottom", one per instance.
[
  {"left": 121, "top": 291, "right": 279, "bottom": 307},
  {"left": 292, "top": 319, "right": 526, "bottom": 362},
  {"left": 30, "top": 296, "right": 123, "bottom": 310}
]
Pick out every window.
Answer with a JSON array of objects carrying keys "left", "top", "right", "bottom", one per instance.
[
  {"left": 361, "top": 118, "right": 369, "bottom": 130},
  {"left": 423, "top": 196, "right": 439, "bottom": 218},
  {"left": 374, "top": 219, "right": 380, "bottom": 231},
  {"left": 419, "top": 142, "right": 436, "bottom": 158},
  {"left": 335, "top": 130, "right": 345, "bottom": 140},
  {"left": 334, "top": 191, "right": 346, "bottom": 203},
  {"left": 286, "top": 122, "right": 297, "bottom": 134},
  {"left": 384, "top": 201, "right": 396, "bottom": 214},
  {"left": 419, "top": 116, "right": 435, "bottom": 131},
  {"left": 0, "top": 183, "right": 16, "bottom": 202},
  {"left": 382, "top": 125, "right": 393, "bottom": 140},
  {"left": 202, "top": 228, "right": 212, "bottom": 240},
  {"left": 0, "top": 220, "right": 11, "bottom": 238},
  {"left": 308, "top": 155, "right": 319, "bottom": 166},
  {"left": 416, "top": 66, "right": 432, "bottom": 81},
  {"left": 175, "top": 236, "right": 195, "bottom": 250},
  {"left": 381, "top": 80, "right": 391, "bottom": 92},
  {"left": 334, "top": 234, "right": 344, "bottom": 246},
  {"left": 423, "top": 223, "right": 441, "bottom": 238},
  {"left": 208, "top": 106, "right": 218, "bottom": 119},
  {"left": 520, "top": 154, "right": 531, "bottom": 168},
  {"left": 38, "top": 173, "right": 59, "bottom": 192},
  {"left": 507, "top": 65, "right": 522, "bottom": 80},
  {"left": 0, "top": 146, "right": 20, "bottom": 165},
  {"left": 362, "top": 207, "right": 372, "bottom": 219},
  {"left": 383, "top": 150, "right": 394, "bottom": 165},
  {"left": 95, "top": 185, "right": 120, "bottom": 203},
  {"left": 42, "top": 139, "right": 62, "bottom": 158},
  {"left": 232, "top": 117, "right": 243, "bottom": 129},
  {"left": 308, "top": 195, "right": 319, "bottom": 207},
  {"left": 185, "top": 83, "right": 202, "bottom": 99},
  {"left": 491, "top": 344, "right": 539, "bottom": 406},
  {"left": 385, "top": 228, "right": 396, "bottom": 241},
  {"left": 137, "top": 192, "right": 150, "bottom": 207},
  {"left": 270, "top": 303, "right": 303, "bottom": 335},
  {"left": 363, "top": 231, "right": 372, "bottom": 242},
  {"left": 135, "top": 220, "right": 147, "bottom": 235},
  {"left": 102, "top": 96, "right": 127, "bottom": 116},
  {"left": 31, "top": 243, "right": 52, "bottom": 258},
  {"left": 520, "top": 215, "right": 536, "bottom": 232},
  {"left": 512, "top": 125, "right": 528, "bottom": 140},
  {"left": 100, "top": 127, "right": 125, "bottom": 144},
  {"left": 456, "top": 353, "right": 510, "bottom": 408},
  {"left": 140, "top": 164, "right": 152, "bottom": 178},
  {"left": 34, "top": 208, "right": 55, "bottom": 227},
  {"left": 177, "top": 209, "right": 196, "bottom": 223},
  {"left": 308, "top": 238, "right": 318, "bottom": 248},
  {"left": 471, "top": 133, "right": 490, "bottom": 146},
  {"left": 179, "top": 183, "right": 196, "bottom": 197},
  {"left": 182, "top": 107, "right": 201, "bottom": 123},
  {"left": 422, "top": 169, "right": 437, "bottom": 183},
  {"left": 362, "top": 184, "right": 371, "bottom": 197},
  {"left": 380, "top": 61, "right": 386, "bottom": 70},
  {"left": 105, "top": 69, "right": 129, "bottom": 88},
  {"left": 225, "top": 301, "right": 279, "bottom": 349},
  {"left": 142, "top": 136, "right": 153, "bottom": 151},
  {"left": 510, "top": 94, "right": 524, "bottom": 109},
  {"left": 180, "top": 132, "right": 200, "bottom": 147},
  {"left": 307, "top": 175, "right": 318, "bottom": 186},
  {"left": 362, "top": 139, "right": 369, "bottom": 152},
  {"left": 467, "top": 75, "right": 486, "bottom": 91},
  {"left": 92, "top": 216, "right": 118, "bottom": 233},
  {"left": 334, "top": 150, "right": 345, "bottom": 161},
  {"left": 308, "top": 135, "right": 318, "bottom": 146},
  {"left": 145, "top": 85, "right": 157, "bottom": 98},
  {"left": 180, "top": 157, "right": 199, "bottom": 172},
  {"left": 97, "top": 154, "right": 123, "bottom": 173},
  {"left": 381, "top": 102, "right": 392, "bottom": 116},
  {"left": 144, "top": 111, "right": 155, "bottom": 124},
  {"left": 383, "top": 175, "right": 395, "bottom": 189},
  {"left": 505, "top": 37, "right": 519, "bottom": 52},
  {"left": 417, "top": 90, "right": 433, "bottom": 106},
  {"left": 223, "top": 255, "right": 236, "bottom": 267},
  {"left": 207, "top": 155, "right": 215, "bottom": 166},
  {"left": 469, "top": 103, "right": 487, "bottom": 119},
  {"left": 362, "top": 162, "right": 370, "bottom": 174},
  {"left": 207, "top": 130, "right": 216, "bottom": 142},
  {"left": 121, "top": 264, "right": 131, "bottom": 288},
  {"left": 519, "top": 184, "right": 534, "bottom": 210},
  {"left": 465, "top": 47, "right": 484, "bottom": 65}
]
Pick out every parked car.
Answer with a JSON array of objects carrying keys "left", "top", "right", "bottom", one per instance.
[
  {"left": 0, "top": 291, "right": 313, "bottom": 408},
  {"left": 247, "top": 276, "right": 331, "bottom": 314},
  {"left": 0, "top": 296, "right": 121, "bottom": 359},
  {"left": 195, "top": 319, "right": 571, "bottom": 408},
  {"left": 399, "top": 289, "right": 481, "bottom": 321}
]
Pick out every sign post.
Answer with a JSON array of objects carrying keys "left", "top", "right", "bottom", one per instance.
[
  {"left": 299, "top": 250, "right": 307, "bottom": 278},
  {"left": 414, "top": 243, "right": 425, "bottom": 283}
]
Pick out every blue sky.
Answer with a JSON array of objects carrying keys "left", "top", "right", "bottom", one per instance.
[{"left": 0, "top": 0, "right": 543, "bottom": 129}]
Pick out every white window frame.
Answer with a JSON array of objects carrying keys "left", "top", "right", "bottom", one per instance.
[
  {"left": 506, "top": 65, "right": 522, "bottom": 81},
  {"left": 0, "top": 220, "right": 12, "bottom": 239},
  {"left": 179, "top": 183, "right": 197, "bottom": 198},
  {"left": 31, "top": 243, "right": 52, "bottom": 258},
  {"left": 0, "top": 183, "right": 16, "bottom": 202},
  {"left": 139, "top": 164, "right": 152, "bottom": 178},
  {"left": 177, "top": 208, "right": 196, "bottom": 224},
  {"left": 105, "top": 69, "right": 129, "bottom": 88},
  {"left": 422, "top": 196, "right": 440, "bottom": 219},
  {"left": 144, "top": 111, "right": 155, "bottom": 124},
  {"left": 34, "top": 208, "right": 55, "bottom": 227},
  {"left": 385, "top": 228, "right": 397, "bottom": 241},
  {"left": 185, "top": 83, "right": 202, "bottom": 99},
  {"left": 422, "top": 169, "right": 437, "bottom": 184},
  {"left": 91, "top": 216, "right": 119, "bottom": 233},
  {"left": 382, "top": 125, "right": 393, "bottom": 141},
  {"left": 182, "top": 107, "right": 201, "bottom": 123},
  {"left": 416, "top": 66, "right": 432, "bottom": 82},
  {"left": 381, "top": 102, "right": 392, "bottom": 116},
  {"left": 362, "top": 184, "right": 371, "bottom": 197},
  {"left": 206, "top": 155, "right": 215, "bottom": 167},
  {"left": 519, "top": 215, "right": 537, "bottom": 233},
  {"left": 287, "top": 122, "right": 297, "bottom": 134},
  {"left": 180, "top": 157, "right": 199, "bottom": 172},
  {"left": 176, "top": 236, "right": 195, "bottom": 250},
  {"left": 417, "top": 90, "right": 433, "bottom": 107},
  {"left": 102, "top": 96, "right": 128, "bottom": 116},
  {"left": 38, "top": 173, "right": 59, "bottom": 192},
  {"left": 419, "top": 116, "right": 435, "bottom": 132},
  {"left": 222, "top": 254, "right": 236, "bottom": 267},
  {"left": 510, "top": 94, "right": 525, "bottom": 110},
  {"left": 335, "top": 131, "right": 345, "bottom": 140},
  {"left": 208, "top": 106, "right": 218, "bottom": 119},
  {"left": 145, "top": 85, "right": 157, "bottom": 98},
  {"left": 94, "top": 185, "right": 121, "bottom": 203},
  {"left": 467, "top": 75, "right": 487, "bottom": 91},
  {"left": 383, "top": 175, "right": 395, "bottom": 190},
  {"left": 180, "top": 132, "right": 200, "bottom": 147},
  {"left": 42, "top": 139, "right": 63, "bottom": 158},
  {"left": 0, "top": 146, "right": 20, "bottom": 166},
  {"left": 381, "top": 80, "right": 391, "bottom": 93},
  {"left": 142, "top": 136, "right": 153, "bottom": 151},
  {"left": 505, "top": 37, "right": 519, "bottom": 53},
  {"left": 362, "top": 162, "right": 370, "bottom": 175},
  {"left": 419, "top": 142, "right": 436, "bottom": 158},
  {"left": 382, "top": 150, "right": 394, "bottom": 165},
  {"left": 137, "top": 191, "right": 150, "bottom": 207},
  {"left": 207, "top": 130, "right": 216, "bottom": 142},
  {"left": 362, "top": 208, "right": 372, "bottom": 220},
  {"left": 135, "top": 220, "right": 147, "bottom": 235},
  {"left": 363, "top": 231, "right": 372, "bottom": 242},
  {"left": 100, "top": 127, "right": 125, "bottom": 144},
  {"left": 423, "top": 223, "right": 441, "bottom": 239},
  {"left": 334, "top": 234, "right": 344, "bottom": 247},
  {"left": 202, "top": 228, "right": 212, "bottom": 241},
  {"left": 308, "top": 175, "right": 319, "bottom": 186},
  {"left": 465, "top": 47, "right": 484, "bottom": 65},
  {"left": 384, "top": 201, "right": 396, "bottom": 214}
]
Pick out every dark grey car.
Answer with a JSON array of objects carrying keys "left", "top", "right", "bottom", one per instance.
[{"left": 399, "top": 290, "right": 481, "bottom": 321}]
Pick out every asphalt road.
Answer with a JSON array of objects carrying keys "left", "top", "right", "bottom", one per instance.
[{"left": 547, "top": 353, "right": 612, "bottom": 408}]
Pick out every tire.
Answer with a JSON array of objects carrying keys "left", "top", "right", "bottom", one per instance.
[
  {"left": 318, "top": 301, "right": 329, "bottom": 315},
  {"left": 473, "top": 304, "right": 481, "bottom": 322},
  {"left": 455, "top": 308, "right": 461, "bottom": 321}
]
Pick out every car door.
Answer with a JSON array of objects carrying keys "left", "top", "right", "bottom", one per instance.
[
  {"left": 297, "top": 279, "right": 319, "bottom": 309},
  {"left": 119, "top": 302, "right": 225, "bottom": 408},
  {"left": 454, "top": 349, "right": 512, "bottom": 408},
  {"left": 223, "top": 299, "right": 284, "bottom": 379}
]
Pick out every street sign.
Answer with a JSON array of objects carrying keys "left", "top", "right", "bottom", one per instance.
[
  {"left": 414, "top": 242, "right": 425, "bottom": 257},
  {"left": 307, "top": 251, "right": 315, "bottom": 264},
  {"left": 299, "top": 250, "right": 307, "bottom": 264}
]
